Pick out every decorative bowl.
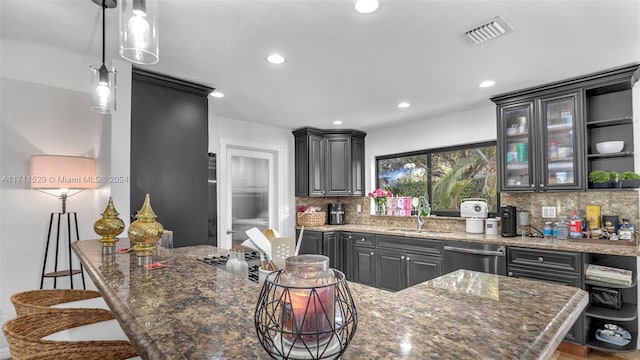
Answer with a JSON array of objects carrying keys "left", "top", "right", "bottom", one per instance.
[{"left": 596, "top": 141, "right": 624, "bottom": 154}]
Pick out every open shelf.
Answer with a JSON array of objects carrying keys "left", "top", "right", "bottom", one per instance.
[
  {"left": 587, "top": 334, "right": 638, "bottom": 353},
  {"left": 585, "top": 303, "right": 638, "bottom": 321},
  {"left": 587, "top": 152, "right": 634, "bottom": 159},
  {"left": 586, "top": 117, "right": 633, "bottom": 128},
  {"left": 585, "top": 278, "right": 636, "bottom": 289}
]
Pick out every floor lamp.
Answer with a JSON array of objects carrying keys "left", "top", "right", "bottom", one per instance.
[{"left": 30, "top": 155, "right": 97, "bottom": 289}]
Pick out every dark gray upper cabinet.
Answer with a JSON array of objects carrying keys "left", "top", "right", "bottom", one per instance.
[
  {"left": 495, "top": 88, "right": 585, "bottom": 192},
  {"left": 292, "top": 127, "right": 366, "bottom": 197},
  {"left": 492, "top": 63, "right": 640, "bottom": 192}
]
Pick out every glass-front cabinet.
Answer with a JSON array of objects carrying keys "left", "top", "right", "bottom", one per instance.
[
  {"left": 498, "top": 102, "right": 535, "bottom": 191},
  {"left": 497, "top": 90, "right": 584, "bottom": 192},
  {"left": 538, "top": 91, "right": 584, "bottom": 191}
]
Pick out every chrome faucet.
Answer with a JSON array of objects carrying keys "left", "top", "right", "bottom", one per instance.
[{"left": 417, "top": 196, "right": 430, "bottom": 229}]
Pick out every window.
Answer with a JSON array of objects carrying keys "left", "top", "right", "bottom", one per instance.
[{"left": 376, "top": 141, "right": 498, "bottom": 216}]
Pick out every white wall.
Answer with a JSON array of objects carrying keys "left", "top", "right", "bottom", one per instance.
[
  {"left": 0, "top": 78, "right": 111, "bottom": 351},
  {"left": 209, "top": 113, "right": 296, "bottom": 239},
  {"left": 364, "top": 104, "right": 497, "bottom": 191},
  {"left": 0, "top": 40, "right": 131, "bottom": 356}
]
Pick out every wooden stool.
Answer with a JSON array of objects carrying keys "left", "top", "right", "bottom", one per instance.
[
  {"left": 2, "top": 309, "right": 138, "bottom": 360},
  {"left": 11, "top": 289, "right": 104, "bottom": 316}
]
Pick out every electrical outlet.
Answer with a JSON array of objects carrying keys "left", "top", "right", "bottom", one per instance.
[
  {"left": 356, "top": 204, "right": 362, "bottom": 213},
  {"left": 542, "top": 206, "right": 556, "bottom": 218}
]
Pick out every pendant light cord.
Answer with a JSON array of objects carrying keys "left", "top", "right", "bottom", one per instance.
[{"left": 101, "top": 0, "right": 106, "bottom": 64}]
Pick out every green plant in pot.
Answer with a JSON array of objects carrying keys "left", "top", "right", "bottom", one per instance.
[
  {"left": 619, "top": 171, "right": 640, "bottom": 188},
  {"left": 588, "top": 170, "right": 614, "bottom": 188}
]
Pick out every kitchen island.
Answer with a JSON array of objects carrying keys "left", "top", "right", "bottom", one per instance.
[{"left": 73, "top": 239, "right": 587, "bottom": 360}]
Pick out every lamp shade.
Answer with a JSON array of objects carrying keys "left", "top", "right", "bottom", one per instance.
[{"left": 30, "top": 156, "right": 97, "bottom": 190}]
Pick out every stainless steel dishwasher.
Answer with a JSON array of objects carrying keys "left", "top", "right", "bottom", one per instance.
[{"left": 443, "top": 240, "right": 507, "bottom": 275}]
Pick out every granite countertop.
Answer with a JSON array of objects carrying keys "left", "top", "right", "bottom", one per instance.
[
  {"left": 73, "top": 239, "right": 588, "bottom": 360},
  {"left": 299, "top": 224, "right": 640, "bottom": 256}
]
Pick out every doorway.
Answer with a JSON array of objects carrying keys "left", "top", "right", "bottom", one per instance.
[{"left": 218, "top": 139, "right": 284, "bottom": 250}]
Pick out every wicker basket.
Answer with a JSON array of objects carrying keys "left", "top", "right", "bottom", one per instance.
[
  {"left": 2, "top": 309, "right": 138, "bottom": 360},
  {"left": 11, "top": 290, "right": 103, "bottom": 317},
  {"left": 296, "top": 211, "right": 326, "bottom": 227}
]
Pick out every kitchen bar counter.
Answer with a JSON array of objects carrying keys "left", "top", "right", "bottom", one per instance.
[
  {"left": 300, "top": 224, "right": 640, "bottom": 256},
  {"left": 74, "top": 239, "right": 587, "bottom": 360}
]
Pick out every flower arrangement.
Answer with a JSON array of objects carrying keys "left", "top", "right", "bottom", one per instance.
[{"left": 368, "top": 188, "right": 392, "bottom": 215}]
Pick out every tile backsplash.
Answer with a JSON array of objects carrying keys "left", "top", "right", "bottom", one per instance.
[
  {"left": 297, "top": 189, "right": 639, "bottom": 233},
  {"left": 500, "top": 190, "right": 640, "bottom": 232}
]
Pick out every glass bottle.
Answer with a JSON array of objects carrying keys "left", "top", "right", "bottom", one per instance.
[
  {"left": 226, "top": 247, "right": 238, "bottom": 274},
  {"left": 557, "top": 216, "right": 569, "bottom": 240},
  {"left": 543, "top": 222, "right": 552, "bottom": 238},
  {"left": 619, "top": 218, "right": 634, "bottom": 241},
  {"left": 234, "top": 246, "right": 249, "bottom": 279}
]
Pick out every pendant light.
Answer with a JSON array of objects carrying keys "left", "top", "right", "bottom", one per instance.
[
  {"left": 119, "top": 0, "right": 159, "bottom": 65},
  {"left": 90, "top": 0, "right": 117, "bottom": 114}
]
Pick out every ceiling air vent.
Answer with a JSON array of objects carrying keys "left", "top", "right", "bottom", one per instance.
[{"left": 461, "top": 16, "right": 512, "bottom": 45}]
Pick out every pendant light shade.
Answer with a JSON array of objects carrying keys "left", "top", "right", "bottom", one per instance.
[
  {"left": 90, "top": 0, "right": 117, "bottom": 114},
  {"left": 119, "top": 0, "right": 159, "bottom": 65},
  {"left": 90, "top": 64, "right": 117, "bottom": 114}
]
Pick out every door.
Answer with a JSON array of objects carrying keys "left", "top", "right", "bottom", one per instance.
[
  {"left": 407, "top": 253, "right": 442, "bottom": 287},
  {"left": 538, "top": 90, "right": 584, "bottom": 191},
  {"left": 376, "top": 248, "right": 406, "bottom": 291},
  {"left": 498, "top": 101, "right": 535, "bottom": 192},
  {"left": 325, "top": 135, "right": 351, "bottom": 196},
  {"left": 353, "top": 245, "right": 376, "bottom": 287},
  {"left": 219, "top": 140, "right": 283, "bottom": 250}
]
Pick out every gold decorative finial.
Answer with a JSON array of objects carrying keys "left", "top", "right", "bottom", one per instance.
[
  {"left": 128, "top": 194, "right": 164, "bottom": 259},
  {"left": 94, "top": 196, "right": 125, "bottom": 249}
]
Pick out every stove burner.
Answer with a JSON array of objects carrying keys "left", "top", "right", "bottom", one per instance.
[{"left": 198, "top": 251, "right": 262, "bottom": 283}]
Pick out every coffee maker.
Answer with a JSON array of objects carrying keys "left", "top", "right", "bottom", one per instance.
[
  {"left": 500, "top": 206, "right": 517, "bottom": 237},
  {"left": 328, "top": 203, "right": 345, "bottom": 225}
]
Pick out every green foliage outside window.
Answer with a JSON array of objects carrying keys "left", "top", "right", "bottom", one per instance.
[{"left": 376, "top": 143, "right": 497, "bottom": 215}]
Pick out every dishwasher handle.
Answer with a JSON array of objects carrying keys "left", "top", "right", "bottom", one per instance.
[{"left": 444, "top": 245, "right": 506, "bottom": 257}]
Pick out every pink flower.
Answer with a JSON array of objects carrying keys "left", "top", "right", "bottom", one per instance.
[{"left": 368, "top": 188, "right": 392, "bottom": 199}]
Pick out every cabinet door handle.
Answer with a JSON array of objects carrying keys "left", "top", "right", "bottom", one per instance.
[
  {"left": 540, "top": 184, "right": 545, "bottom": 188},
  {"left": 401, "top": 256, "right": 405, "bottom": 260},
  {"left": 347, "top": 236, "right": 353, "bottom": 239},
  {"left": 530, "top": 184, "right": 535, "bottom": 188},
  {"left": 370, "top": 252, "right": 374, "bottom": 256},
  {"left": 361, "top": 238, "right": 366, "bottom": 242},
  {"left": 538, "top": 257, "right": 544, "bottom": 263},
  {"left": 508, "top": 271, "right": 513, "bottom": 276},
  {"left": 406, "top": 257, "right": 410, "bottom": 261}
]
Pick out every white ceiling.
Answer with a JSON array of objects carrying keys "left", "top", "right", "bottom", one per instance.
[{"left": 2, "top": 0, "right": 639, "bottom": 131}]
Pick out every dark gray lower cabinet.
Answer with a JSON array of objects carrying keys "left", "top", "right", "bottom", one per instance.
[
  {"left": 296, "top": 230, "right": 344, "bottom": 272},
  {"left": 407, "top": 253, "right": 442, "bottom": 287},
  {"left": 507, "top": 247, "right": 583, "bottom": 345},
  {"left": 352, "top": 245, "right": 376, "bottom": 287},
  {"left": 375, "top": 249, "right": 443, "bottom": 291},
  {"left": 297, "top": 230, "right": 323, "bottom": 256}
]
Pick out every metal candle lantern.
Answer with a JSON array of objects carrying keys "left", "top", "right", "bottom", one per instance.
[{"left": 255, "top": 255, "right": 357, "bottom": 360}]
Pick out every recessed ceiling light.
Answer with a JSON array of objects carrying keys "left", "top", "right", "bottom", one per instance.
[
  {"left": 479, "top": 80, "right": 496, "bottom": 88},
  {"left": 397, "top": 102, "right": 410, "bottom": 109},
  {"left": 266, "top": 54, "right": 286, "bottom": 64},
  {"left": 209, "top": 90, "right": 224, "bottom": 98},
  {"left": 354, "top": 0, "right": 379, "bottom": 14},
  {"left": 333, "top": 120, "right": 343, "bottom": 125}
]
